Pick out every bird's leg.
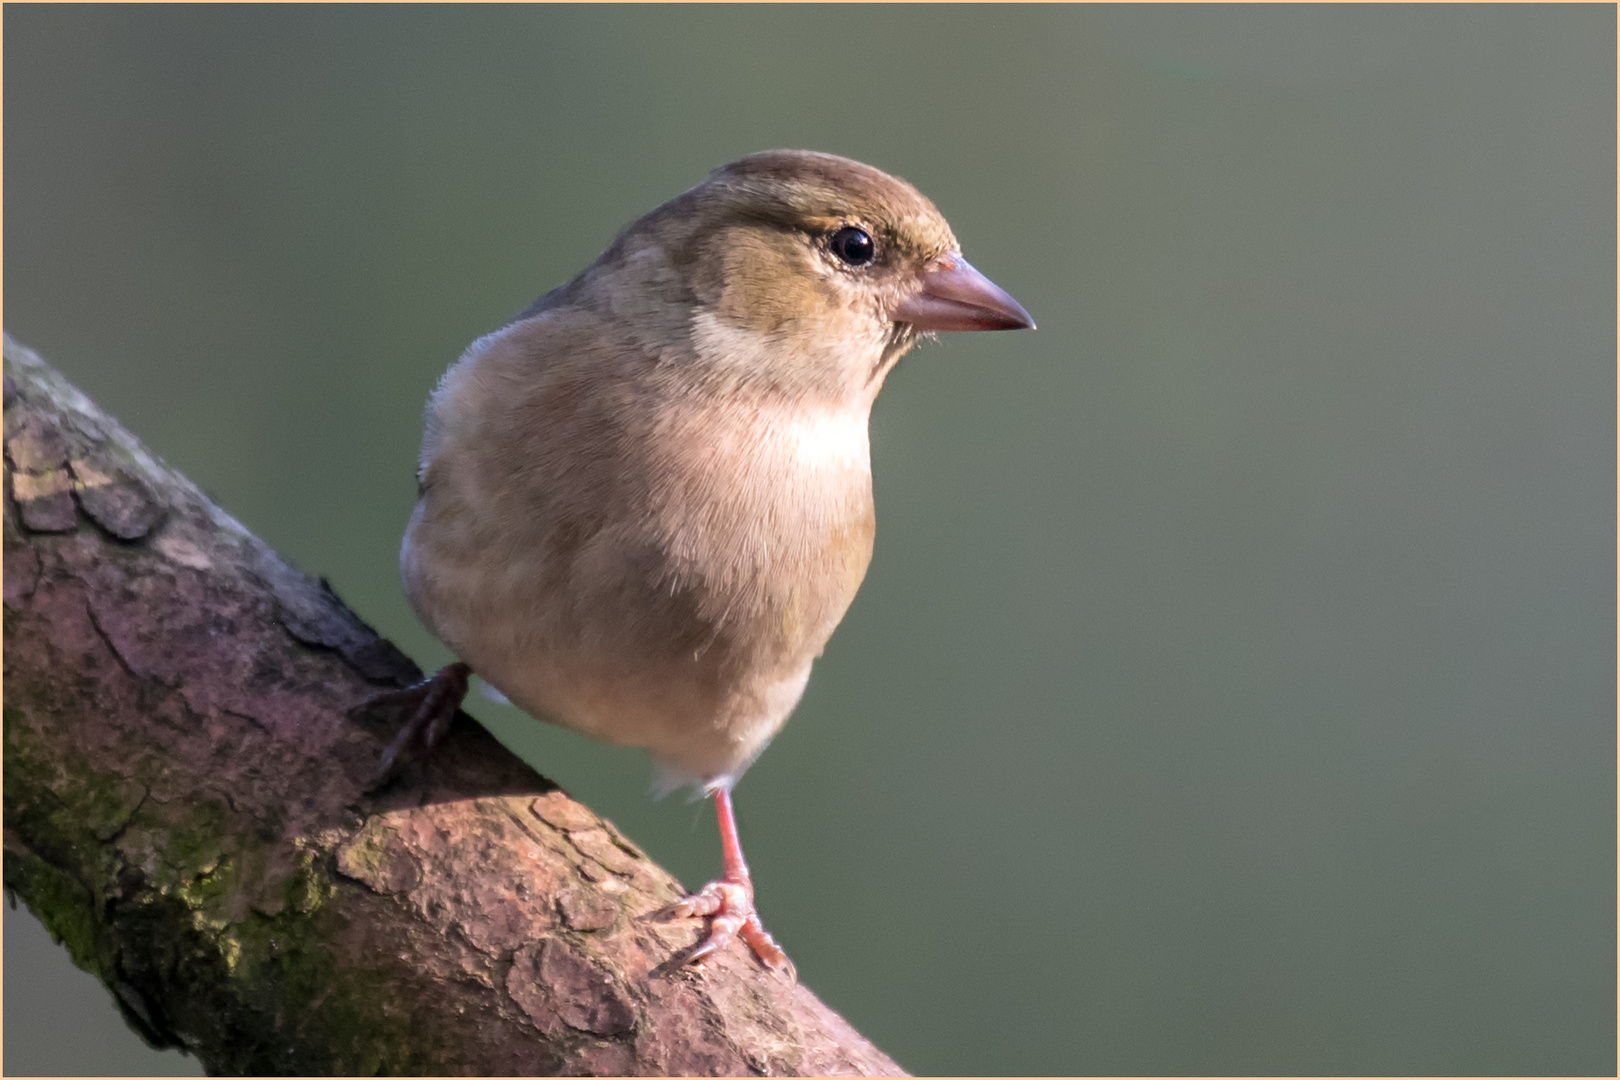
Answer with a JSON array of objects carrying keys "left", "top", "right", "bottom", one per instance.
[
  {"left": 654, "top": 786, "right": 794, "bottom": 979},
  {"left": 350, "top": 662, "right": 471, "bottom": 789}
]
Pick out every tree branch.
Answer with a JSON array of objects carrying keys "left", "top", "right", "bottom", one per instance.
[{"left": 1, "top": 335, "right": 903, "bottom": 1076}]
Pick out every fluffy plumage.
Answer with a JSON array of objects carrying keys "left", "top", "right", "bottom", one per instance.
[{"left": 396, "top": 150, "right": 1031, "bottom": 969}]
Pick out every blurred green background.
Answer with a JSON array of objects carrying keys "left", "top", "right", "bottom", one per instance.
[{"left": 4, "top": 5, "right": 1613, "bottom": 1076}]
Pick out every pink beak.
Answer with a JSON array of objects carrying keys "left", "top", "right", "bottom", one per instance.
[{"left": 891, "top": 254, "right": 1035, "bottom": 332}]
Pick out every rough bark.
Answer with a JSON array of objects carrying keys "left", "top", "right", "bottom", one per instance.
[{"left": 1, "top": 334, "right": 904, "bottom": 1077}]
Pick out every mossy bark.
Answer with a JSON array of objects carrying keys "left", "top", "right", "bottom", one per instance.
[{"left": 1, "top": 335, "right": 903, "bottom": 1076}]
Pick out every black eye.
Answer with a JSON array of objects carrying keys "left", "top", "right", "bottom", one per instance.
[{"left": 828, "top": 226, "right": 875, "bottom": 267}]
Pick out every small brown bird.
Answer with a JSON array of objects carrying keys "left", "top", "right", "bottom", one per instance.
[{"left": 380, "top": 150, "right": 1033, "bottom": 972}]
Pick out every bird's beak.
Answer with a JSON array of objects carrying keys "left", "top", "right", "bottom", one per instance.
[{"left": 891, "top": 254, "right": 1035, "bottom": 332}]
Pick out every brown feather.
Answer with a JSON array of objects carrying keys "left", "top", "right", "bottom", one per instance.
[{"left": 403, "top": 151, "right": 967, "bottom": 788}]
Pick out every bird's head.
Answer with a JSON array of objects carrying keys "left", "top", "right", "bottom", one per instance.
[{"left": 575, "top": 150, "right": 1034, "bottom": 400}]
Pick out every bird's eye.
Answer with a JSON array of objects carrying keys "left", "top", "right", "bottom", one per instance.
[{"left": 827, "top": 226, "right": 876, "bottom": 267}]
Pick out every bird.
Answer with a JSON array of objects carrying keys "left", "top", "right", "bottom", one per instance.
[{"left": 368, "top": 149, "right": 1034, "bottom": 974}]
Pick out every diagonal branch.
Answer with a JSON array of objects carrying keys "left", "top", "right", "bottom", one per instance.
[{"left": 1, "top": 334, "right": 903, "bottom": 1076}]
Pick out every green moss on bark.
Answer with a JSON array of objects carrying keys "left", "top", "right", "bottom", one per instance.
[{"left": 4, "top": 851, "right": 104, "bottom": 975}]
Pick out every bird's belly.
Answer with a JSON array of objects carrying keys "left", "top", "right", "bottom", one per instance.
[{"left": 402, "top": 450, "right": 874, "bottom": 784}]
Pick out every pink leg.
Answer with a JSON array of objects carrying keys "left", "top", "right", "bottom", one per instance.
[{"left": 656, "top": 787, "right": 794, "bottom": 977}]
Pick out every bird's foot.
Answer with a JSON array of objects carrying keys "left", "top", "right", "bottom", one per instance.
[
  {"left": 349, "top": 662, "right": 471, "bottom": 789},
  {"left": 651, "top": 877, "right": 795, "bottom": 980}
]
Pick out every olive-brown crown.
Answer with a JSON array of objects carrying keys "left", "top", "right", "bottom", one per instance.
[
  {"left": 618, "top": 150, "right": 959, "bottom": 341},
  {"left": 694, "top": 149, "right": 958, "bottom": 266}
]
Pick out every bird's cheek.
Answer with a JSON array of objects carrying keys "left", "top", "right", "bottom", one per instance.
[
  {"left": 717, "top": 272, "right": 829, "bottom": 336},
  {"left": 699, "top": 230, "right": 808, "bottom": 334}
]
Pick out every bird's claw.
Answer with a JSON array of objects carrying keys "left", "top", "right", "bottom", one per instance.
[
  {"left": 351, "top": 662, "right": 471, "bottom": 789},
  {"left": 650, "top": 878, "right": 795, "bottom": 981}
]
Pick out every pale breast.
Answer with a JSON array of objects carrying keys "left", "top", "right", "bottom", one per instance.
[
  {"left": 775, "top": 405, "right": 872, "bottom": 472},
  {"left": 402, "top": 308, "right": 883, "bottom": 783},
  {"left": 638, "top": 395, "right": 877, "bottom": 668}
]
